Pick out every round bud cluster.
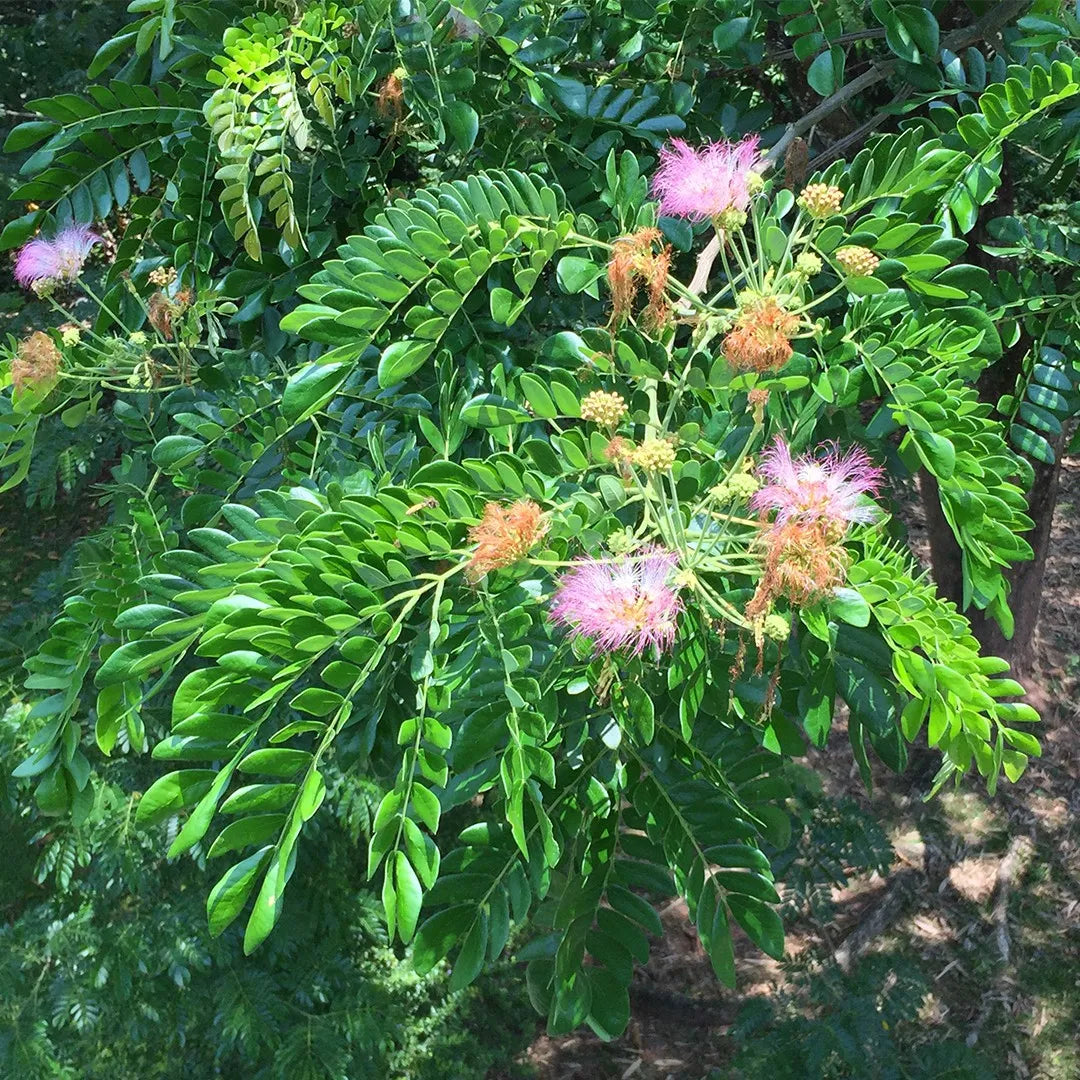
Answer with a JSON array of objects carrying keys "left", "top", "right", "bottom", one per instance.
[
  {"left": 710, "top": 472, "right": 760, "bottom": 503},
  {"left": 580, "top": 389, "right": 628, "bottom": 428},
  {"left": 794, "top": 252, "right": 822, "bottom": 278},
  {"left": 835, "top": 245, "right": 880, "bottom": 277},
  {"left": 762, "top": 613, "right": 791, "bottom": 642},
  {"left": 745, "top": 171, "right": 766, "bottom": 196},
  {"left": 148, "top": 266, "right": 178, "bottom": 287},
  {"left": 631, "top": 437, "right": 677, "bottom": 472},
  {"left": 716, "top": 208, "right": 748, "bottom": 232},
  {"left": 60, "top": 326, "right": 81, "bottom": 347},
  {"left": 798, "top": 183, "right": 844, "bottom": 219},
  {"left": 606, "top": 527, "right": 638, "bottom": 555}
]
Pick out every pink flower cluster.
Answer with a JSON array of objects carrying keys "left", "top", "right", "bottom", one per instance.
[
  {"left": 551, "top": 548, "right": 682, "bottom": 656},
  {"left": 14, "top": 224, "right": 99, "bottom": 290},
  {"left": 750, "top": 438, "right": 884, "bottom": 531},
  {"left": 651, "top": 136, "right": 761, "bottom": 222}
]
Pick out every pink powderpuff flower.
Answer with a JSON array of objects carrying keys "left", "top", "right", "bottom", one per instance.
[
  {"left": 14, "top": 224, "right": 100, "bottom": 290},
  {"left": 651, "top": 136, "right": 762, "bottom": 222},
  {"left": 750, "top": 438, "right": 884, "bottom": 530},
  {"left": 550, "top": 547, "right": 682, "bottom": 656}
]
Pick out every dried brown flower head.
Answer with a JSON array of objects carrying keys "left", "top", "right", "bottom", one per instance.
[
  {"left": 746, "top": 518, "right": 849, "bottom": 617},
  {"left": 723, "top": 298, "right": 800, "bottom": 373},
  {"left": 607, "top": 227, "right": 672, "bottom": 330},
  {"left": 148, "top": 292, "right": 175, "bottom": 340},
  {"left": 466, "top": 499, "right": 548, "bottom": 581},
  {"left": 12, "top": 331, "right": 61, "bottom": 392},
  {"left": 784, "top": 137, "right": 810, "bottom": 191},
  {"left": 375, "top": 72, "right": 406, "bottom": 124}
]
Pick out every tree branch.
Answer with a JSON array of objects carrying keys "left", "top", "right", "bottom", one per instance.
[
  {"left": 686, "top": 0, "right": 1027, "bottom": 301},
  {"left": 758, "top": 27, "right": 888, "bottom": 67},
  {"left": 764, "top": 0, "right": 1029, "bottom": 167},
  {"left": 813, "top": 85, "right": 915, "bottom": 168}
]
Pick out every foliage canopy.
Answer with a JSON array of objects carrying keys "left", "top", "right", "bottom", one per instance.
[{"left": 3, "top": 0, "right": 1078, "bottom": 1058}]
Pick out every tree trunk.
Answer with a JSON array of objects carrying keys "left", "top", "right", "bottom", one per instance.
[{"left": 918, "top": 144, "right": 1064, "bottom": 679}]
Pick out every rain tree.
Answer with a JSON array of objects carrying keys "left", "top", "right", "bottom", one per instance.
[{"left": 2, "top": 0, "right": 1073, "bottom": 1044}]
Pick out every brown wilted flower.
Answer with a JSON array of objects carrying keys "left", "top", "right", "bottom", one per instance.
[
  {"left": 375, "top": 72, "right": 406, "bottom": 124},
  {"left": 466, "top": 499, "right": 548, "bottom": 581},
  {"left": 148, "top": 289, "right": 194, "bottom": 341},
  {"left": 784, "top": 137, "right": 809, "bottom": 191},
  {"left": 835, "top": 245, "right": 880, "bottom": 277},
  {"left": 747, "top": 386, "right": 770, "bottom": 423},
  {"left": 746, "top": 518, "right": 849, "bottom": 618},
  {"left": 798, "top": 183, "right": 844, "bottom": 219},
  {"left": 607, "top": 227, "right": 672, "bottom": 330},
  {"left": 148, "top": 292, "right": 175, "bottom": 340},
  {"left": 580, "top": 390, "right": 628, "bottom": 428},
  {"left": 603, "top": 436, "right": 635, "bottom": 481},
  {"left": 12, "top": 331, "right": 61, "bottom": 392},
  {"left": 723, "top": 298, "right": 800, "bottom": 373}
]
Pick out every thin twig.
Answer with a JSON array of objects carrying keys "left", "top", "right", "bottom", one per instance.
[
  {"left": 561, "top": 29, "right": 890, "bottom": 76},
  {"left": 755, "top": 28, "right": 889, "bottom": 67}
]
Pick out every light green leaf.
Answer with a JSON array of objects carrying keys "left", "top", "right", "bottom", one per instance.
[
  {"left": 281, "top": 361, "right": 348, "bottom": 422},
  {"left": 445, "top": 100, "right": 479, "bottom": 151},
  {"left": 207, "top": 846, "right": 272, "bottom": 936},
  {"left": 136, "top": 769, "right": 216, "bottom": 826}
]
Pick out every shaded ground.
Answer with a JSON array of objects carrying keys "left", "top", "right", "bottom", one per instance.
[{"left": 515, "top": 462, "right": 1080, "bottom": 1079}]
